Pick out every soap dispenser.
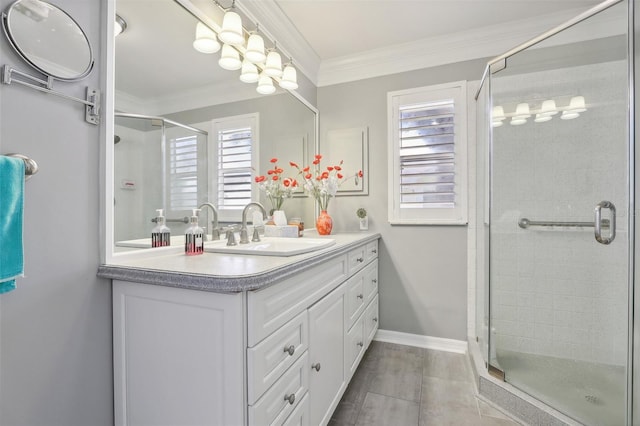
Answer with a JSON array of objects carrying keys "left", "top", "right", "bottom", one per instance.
[
  {"left": 185, "top": 209, "right": 204, "bottom": 256},
  {"left": 151, "top": 209, "right": 171, "bottom": 247}
]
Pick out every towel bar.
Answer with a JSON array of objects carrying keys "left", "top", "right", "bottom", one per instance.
[{"left": 4, "top": 154, "right": 38, "bottom": 179}]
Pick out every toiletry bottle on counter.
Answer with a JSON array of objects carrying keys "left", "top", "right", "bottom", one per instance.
[
  {"left": 151, "top": 209, "right": 171, "bottom": 247},
  {"left": 185, "top": 209, "right": 204, "bottom": 255}
]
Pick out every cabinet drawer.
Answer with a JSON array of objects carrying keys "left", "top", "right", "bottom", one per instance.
[
  {"left": 364, "top": 295, "right": 379, "bottom": 348},
  {"left": 249, "top": 351, "right": 309, "bottom": 426},
  {"left": 365, "top": 240, "right": 378, "bottom": 263},
  {"left": 345, "top": 314, "right": 365, "bottom": 380},
  {"left": 347, "top": 245, "right": 367, "bottom": 275},
  {"left": 282, "top": 392, "right": 309, "bottom": 426},
  {"left": 345, "top": 270, "right": 366, "bottom": 329},
  {"left": 248, "top": 255, "right": 348, "bottom": 346},
  {"left": 363, "top": 260, "right": 378, "bottom": 305},
  {"left": 248, "top": 311, "right": 308, "bottom": 404}
]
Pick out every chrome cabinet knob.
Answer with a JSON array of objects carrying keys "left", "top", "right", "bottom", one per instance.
[
  {"left": 372, "top": 249, "right": 377, "bottom": 254},
  {"left": 357, "top": 342, "right": 364, "bottom": 347},
  {"left": 373, "top": 317, "right": 378, "bottom": 323},
  {"left": 284, "top": 345, "right": 295, "bottom": 356},
  {"left": 372, "top": 279, "right": 377, "bottom": 283},
  {"left": 357, "top": 294, "right": 364, "bottom": 300},
  {"left": 311, "top": 363, "right": 321, "bottom": 372},
  {"left": 284, "top": 393, "right": 295, "bottom": 405},
  {"left": 356, "top": 257, "right": 364, "bottom": 263}
]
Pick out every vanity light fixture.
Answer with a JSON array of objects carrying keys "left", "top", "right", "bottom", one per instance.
[
  {"left": 245, "top": 26, "right": 266, "bottom": 63},
  {"left": 264, "top": 48, "right": 283, "bottom": 78},
  {"left": 539, "top": 99, "right": 558, "bottom": 116},
  {"left": 218, "top": 1, "right": 244, "bottom": 46},
  {"left": 218, "top": 44, "right": 242, "bottom": 70},
  {"left": 239, "top": 60, "right": 259, "bottom": 83},
  {"left": 193, "top": 22, "right": 221, "bottom": 54},
  {"left": 279, "top": 61, "right": 298, "bottom": 90},
  {"left": 256, "top": 73, "right": 276, "bottom": 94},
  {"left": 567, "top": 96, "right": 587, "bottom": 113},
  {"left": 114, "top": 14, "right": 127, "bottom": 37},
  {"left": 494, "top": 96, "right": 587, "bottom": 127},
  {"left": 491, "top": 105, "right": 505, "bottom": 127}
]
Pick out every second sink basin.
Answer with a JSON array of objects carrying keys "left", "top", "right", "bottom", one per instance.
[{"left": 204, "top": 237, "right": 335, "bottom": 256}]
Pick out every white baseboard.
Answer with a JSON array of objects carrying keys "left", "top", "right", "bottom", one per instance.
[{"left": 373, "top": 329, "right": 468, "bottom": 354}]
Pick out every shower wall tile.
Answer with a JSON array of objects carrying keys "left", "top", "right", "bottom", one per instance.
[{"left": 489, "top": 60, "right": 629, "bottom": 367}]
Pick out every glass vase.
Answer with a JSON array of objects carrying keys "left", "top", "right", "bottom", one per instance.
[{"left": 316, "top": 210, "right": 333, "bottom": 235}]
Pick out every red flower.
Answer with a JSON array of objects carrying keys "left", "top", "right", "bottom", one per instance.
[
  {"left": 305, "top": 173, "right": 312, "bottom": 179},
  {"left": 267, "top": 170, "right": 274, "bottom": 175},
  {"left": 358, "top": 170, "right": 364, "bottom": 178},
  {"left": 327, "top": 166, "right": 334, "bottom": 171},
  {"left": 303, "top": 166, "right": 310, "bottom": 172},
  {"left": 272, "top": 175, "right": 278, "bottom": 181},
  {"left": 292, "top": 179, "right": 298, "bottom": 187},
  {"left": 255, "top": 175, "right": 266, "bottom": 183},
  {"left": 337, "top": 173, "right": 343, "bottom": 179},
  {"left": 313, "top": 159, "right": 320, "bottom": 165},
  {"left": 270, "top": 158, "right": 278, "bottom": 163},
  {"left": 315, "top": 154, "right": 322, "bottom": 160},
  {"left": 334, "top": 165, "right": 342, "bottom": 171},
  {"left": 283, "top": 178, "right": 291, "bottom": 187},
  {"left": 321, "top": 171, "right": 329, "bottom": 179},
  {"left": 289, "top": 161, "right": 299, "bottom": 168},
  {"left": 276, "top": 167, "right": 284, "bottom": 174}
]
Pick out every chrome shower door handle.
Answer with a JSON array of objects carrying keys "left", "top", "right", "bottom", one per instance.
[{"left": 594, "top": 201, "right": 616, "bottom": 245}]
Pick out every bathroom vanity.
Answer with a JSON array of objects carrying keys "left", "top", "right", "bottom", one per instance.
[{"left": 99, "top": 233, "right": 379, "bottom": 426}]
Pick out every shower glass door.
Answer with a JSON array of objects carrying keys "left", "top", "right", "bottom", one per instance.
[{"left": 488, "top": 2, "right": 630, "bottom": 425}]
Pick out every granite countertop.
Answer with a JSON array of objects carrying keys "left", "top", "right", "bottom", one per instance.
[{"left": 98, "top": 232, "right": 380, "bottom": 293}]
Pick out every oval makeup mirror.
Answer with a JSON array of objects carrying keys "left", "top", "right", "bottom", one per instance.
[{"left": 2, "top": 0, "right": 93, "bottom": 81}]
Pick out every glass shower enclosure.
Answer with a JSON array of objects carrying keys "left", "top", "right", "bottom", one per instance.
[{"left": 476, "top": 1, "right": 633, "bottom": 424}]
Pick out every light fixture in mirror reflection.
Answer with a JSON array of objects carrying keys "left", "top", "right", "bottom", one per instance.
[
  {"left": 492, "top": 96, "right": 587, "bottom": 127},
  {"left": 111, "top": 0, "right": 317, "bottom": 254},
  {"left": 2, "top": 0, "right": 94, "bottom": 80}
]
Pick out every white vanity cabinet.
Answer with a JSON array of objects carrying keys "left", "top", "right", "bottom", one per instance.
[{"left": 111, "top": 237, "right": 379, "bottom": 426}]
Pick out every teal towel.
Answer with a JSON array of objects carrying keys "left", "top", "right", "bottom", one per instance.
[{"left": 0, "top": 157, "right": 25, "bottom": 294}]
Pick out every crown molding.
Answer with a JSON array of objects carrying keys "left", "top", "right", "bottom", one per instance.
[
  {"left": 238, "top": 0, "right": 321, "bottom": 86},
  {"left": 317, "top": 6, "right": 606, "bottom": 87}
]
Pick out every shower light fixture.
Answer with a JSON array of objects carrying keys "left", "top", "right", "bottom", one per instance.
[
  {"left": 245, "top": 30, "right": 266, "bottom": 63},
  {"left": 193, "top": 22, "right": 221, "bottom": 54},
  {"left": 264, "top": 49, "right": 283, "bottom": 78},
  {"left": 256, "top": 73, "right": 276, "bottom": 94},
  {"left": 279, "top": 62, "right": 298, "bottom": 90},
  {"left": 218, "top": 2, "right": 244, "bottom": 46},
  {"left": 218, "top": 44, "right": 242, "bottom": 70},
  {"left": 239, "top": 60, "right": 259, "bottom": 83}
]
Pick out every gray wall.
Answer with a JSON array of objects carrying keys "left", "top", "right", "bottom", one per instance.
[
  {"left": 0, "top": 0, "right": 113, "bottom": 424},
  {"left": 318, "top": 59, "right": 487, "bottom": 340}
]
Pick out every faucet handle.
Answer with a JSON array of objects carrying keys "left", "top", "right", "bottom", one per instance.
[
  {"left": 226, "top": 230, "right": 237, "bottom": 246},
  {"left": 239, "top": 226, "right": 250, "bottom": 244},
  {"left": 211, "top": 225, "right": 221, "bottom": 241},
  {"left": 252, "top": 227, "right": 261, "bottom": 242}
]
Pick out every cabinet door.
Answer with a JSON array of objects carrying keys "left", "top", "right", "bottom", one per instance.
[{"left": 308, "top": 284, "right": 346, "bottom": 426}]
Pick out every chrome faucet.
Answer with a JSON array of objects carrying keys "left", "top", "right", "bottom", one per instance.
[
  {"left": 198, "top": 202, "right": 220, "bottom": 240},
  {"left": 240, "top": 202, "right": 268, "bottom": 244}
]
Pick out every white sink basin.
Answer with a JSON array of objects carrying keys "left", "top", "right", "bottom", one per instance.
[{"left": 204, "top": 237, "right": 335, "bottom": 257}]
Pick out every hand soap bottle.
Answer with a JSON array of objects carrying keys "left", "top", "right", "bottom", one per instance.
[
  {"left": 151, "top": 209, "right": 171, "bottom": 247},
  {"left": 185, "top": 209, "right": 204, "bottom": 255}
]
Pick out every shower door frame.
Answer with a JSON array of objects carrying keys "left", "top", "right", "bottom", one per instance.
[{"left": 475, "top": 0, "right": 635, "bottom": 423}]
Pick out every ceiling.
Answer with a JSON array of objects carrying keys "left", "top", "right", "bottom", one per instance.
[
  {"left": 115, "top": 0, "right": 604, "bottom": 110},
  {"left": 272, "top": 0, "right": 601, "bottom": 61}
]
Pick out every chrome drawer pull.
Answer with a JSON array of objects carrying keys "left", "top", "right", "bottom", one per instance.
[
  {"left": 284, "top": 393, "right": 295, "bottom": 405},
  {"left": 284, "top": 345, "right": 295, "bottom": 356},
  {"left": 311, "top": 362, "right": 321, "bottom": 372}
]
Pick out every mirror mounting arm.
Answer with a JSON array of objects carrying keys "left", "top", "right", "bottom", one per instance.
[{"left": 1, "top": 65, "right": 100, "bottom": 125}]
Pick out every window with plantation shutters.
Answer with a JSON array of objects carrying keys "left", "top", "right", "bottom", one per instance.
[
  {"left": 388, "top": 81, "right": 468, "bottom": 225},
  {"left": 211, "top": 114, "right": 259, "bottom": 221},
  {"left": 168, "top": 135, "right": 199, "bottom": 211}
]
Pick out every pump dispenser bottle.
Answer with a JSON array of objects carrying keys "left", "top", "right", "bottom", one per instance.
[
  {"left": 151, "top": 209, "right": 171, "bottom": 247},
  {"left": 185, "top": 209, "right": 204, "bottom": 255}
]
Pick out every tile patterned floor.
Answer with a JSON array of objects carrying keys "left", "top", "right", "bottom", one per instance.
[{"left": 329, "top": 341, "right": 521, "bottom": 426}]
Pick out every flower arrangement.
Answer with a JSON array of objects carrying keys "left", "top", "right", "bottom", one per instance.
[
  {"left": 291, "top": 154, "right": 363, "bottom": 211},
  {"left": 254, "top": 158, "right": 298, "bottom": 213}
]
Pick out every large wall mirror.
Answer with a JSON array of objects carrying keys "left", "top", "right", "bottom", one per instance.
[{"left": 108, "top": 0, "right": 317, "bottom": 256}]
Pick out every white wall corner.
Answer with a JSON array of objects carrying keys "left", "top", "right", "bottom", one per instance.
[
  {"left": 237, "top": 0, "right": 321, "bottom": 86},
  {"left": 374, "top": 329, "right": 468, "bottom": 354},
  {"left": 317, "top": 7, "right": 596, "bottom": 87}
]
